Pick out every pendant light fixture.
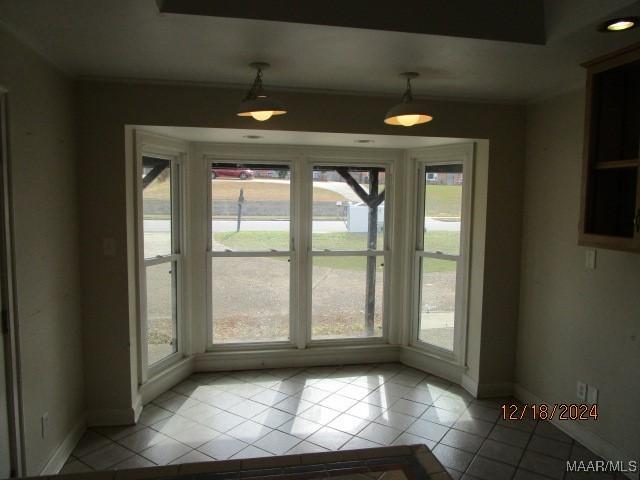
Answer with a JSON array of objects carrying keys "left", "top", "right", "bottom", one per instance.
[
  {"left": 384, "top": 72, "right": 433, "bottom": 127},
  {"left": 237, "top": 62, "right": 287, "bottom": 122}
]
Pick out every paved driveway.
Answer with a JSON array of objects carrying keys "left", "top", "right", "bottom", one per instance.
[{"left": 144, "top": 218, "right": 460, "bottom": 233}]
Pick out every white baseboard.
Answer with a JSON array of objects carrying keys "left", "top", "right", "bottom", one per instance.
[
  {"left": 461, "top": 373, "right": 479, "bottom": 396},
  {"left": 133, "top": 397, "right": 143, "bottom": 423},
  {"left": 87, "top": 408, "right": 137, "bottom": 427},
  {"left": 40, "top": 414, "right": 86, "bottom": 475},
  {"left": 477, "top": 381, "right": 513, "bottom": 398},
  {"left": 399, "top": 346, "right": 465, "bottom": 386},
  {"left": 194, "top": 345, "right": 400, "bottom": 372},
  {"left": 514, "top": 384, "right": 638, "bottom": 480},
  {"left": 139, "top": 356, "right": 194, "bottom": 406}
]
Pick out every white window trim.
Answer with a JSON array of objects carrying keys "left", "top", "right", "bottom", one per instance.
[
  {"left": 197, "top": 144, "right": 401, "bottom": 352},
  {"left": 204, "top": 154, "right": 299, "bottom": 351},
  {"left": 304, "top": 158, "right": 394, "bottom": 347},
  {"left": 134, "top": 132, "right": 189, "bottom": 383},
  {"left": 409, "top": 143, "right": 474, "bottom": 366}
]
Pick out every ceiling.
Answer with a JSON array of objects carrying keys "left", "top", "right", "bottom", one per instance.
[
  {"left": 137, "top": 126, "right": 471, "bottom": 148},
  {"left": 1, "top": 0, "right": 640, "bottom": 103}
]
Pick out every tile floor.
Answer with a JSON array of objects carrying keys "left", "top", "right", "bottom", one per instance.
[{"left": 61, "top": 363, "right": 620, "bottom": 479}]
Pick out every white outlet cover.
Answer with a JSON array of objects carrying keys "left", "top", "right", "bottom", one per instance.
[
  {"left": 587, "top": 386, "right": 598, "bottom": 404},
  {"left": 585, "top": 249, "right": 596, "bottom": 270},
  {"left": 577, "top": 382, "right": 587, "bottom": 401},
  {"left": 41, "top": 412, "right": 49, "bottom": 438}
]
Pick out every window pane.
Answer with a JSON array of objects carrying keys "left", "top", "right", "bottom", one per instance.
[
  {"left": 312, "top": 166, "right": 385, "bottom": 251},
  {"left": 311, "top": 256, "right": 383, "bottom": 339},
  {"left": 142, "top": 157, "right": 172, "bottom": 258},
  {"left": 146, "top": 262, "right": 177, "bottom": 365},
  {"left": 211, "top": 163, "right": 291, "bottom": 252},
  {"left": 419, "top": 257, "right": 457, "bottom": 351},
  {"left": 424, "top": 165, "right": 462, "bottom": 255},
  {"left": 211, "top": 256, "right": 289, "bottom": 343}
]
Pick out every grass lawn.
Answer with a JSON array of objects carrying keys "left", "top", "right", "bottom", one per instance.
[
  {"left": 213, "top": 231, "right": 458, "bottom": 271},
  {"left": 425, "top": 185, "right": 462, "bottom": 218}
]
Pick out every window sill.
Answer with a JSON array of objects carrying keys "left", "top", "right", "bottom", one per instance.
[{"left": 196, "top": 343, "right": 400, "bottom": 371}]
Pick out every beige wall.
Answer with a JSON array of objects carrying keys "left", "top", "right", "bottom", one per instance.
[
  {"left": 76, "top": 80, "right": 526, "bottom": 414},
  {"left": 518, "top": 90, "right": 640, "bottom": 459},
  {"left": 0, "top": 27, "right": 84, "bottom": 474}
]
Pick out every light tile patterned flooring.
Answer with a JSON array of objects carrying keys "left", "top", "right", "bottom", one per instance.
[{"left": 62, "top": 364, "right": 619, "bottom": 479}]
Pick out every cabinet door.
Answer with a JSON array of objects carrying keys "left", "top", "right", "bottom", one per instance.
[
  {"left": 580, "top": 51, "right": 640, "bottom": 252},
  {"left": 635, "top": 168, "right": 640, "bottom": 249},
  {"left": 585, "top": 166, "right": 638, "bottom": 238}
]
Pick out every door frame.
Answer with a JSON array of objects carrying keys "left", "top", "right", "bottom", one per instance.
[{"left": 0, "top": 90, "right": 25, "bottom": 477}]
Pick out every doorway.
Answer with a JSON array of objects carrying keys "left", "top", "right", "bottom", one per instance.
[{"left": 0, "top": 90, "right": 22, "bottom": 478}]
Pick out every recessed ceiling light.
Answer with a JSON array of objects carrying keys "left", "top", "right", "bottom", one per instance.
[
  {"left": 355, "top": 139, "right": 374, "bottom": 144},
  {"left": 243, "top": 135, "right": 263, "bottom": 139},
  {"left": 600, "top": 17, "right": 638, "bottom": 32}
]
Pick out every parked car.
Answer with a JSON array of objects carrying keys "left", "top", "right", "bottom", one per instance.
[{"left": 211, "top": 167, "right": 255, "bottom": 180}]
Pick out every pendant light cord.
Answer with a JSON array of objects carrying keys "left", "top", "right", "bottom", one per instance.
[
  {"left": 244, "top": 68, "right": 265, "bottom": 101},
  {"left": 402, "top": 77, "right": 414, "bottom": 103}
]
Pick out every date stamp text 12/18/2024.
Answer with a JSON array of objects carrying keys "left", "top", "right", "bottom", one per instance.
[{"left": 501, "top": 403, "right": 599, "bottom": 421}]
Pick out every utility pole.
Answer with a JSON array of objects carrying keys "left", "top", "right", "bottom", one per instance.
[
  {"left": 236, "top": 188, "right": 245, "bottom": 232},
  {"left": 335, "top": 167, "right": 385, "bottom": 337}
]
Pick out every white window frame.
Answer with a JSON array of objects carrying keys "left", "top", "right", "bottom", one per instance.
[
  {"left": 410, "top": 144, "right": 474, "bottom": 365},
  {"left": 205, "top": 153, "right": 299, "bottom": 350},
  {"left": 135, "top": 134, "right": 187, "bottom": 383},
  {"left": 201, "top": 145, "right": 398, "bottom": 351},
  {"left": 304, "top": 159, "right": 393, "bottom": 346}
]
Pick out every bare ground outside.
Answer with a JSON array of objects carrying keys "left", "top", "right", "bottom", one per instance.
[{"left": 147, "top": 254, "right": 455, "bottom": 355}]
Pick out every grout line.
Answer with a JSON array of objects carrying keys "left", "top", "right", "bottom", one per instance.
[{"left": 83, "top": 363, "right": 590, "bottom": 478}]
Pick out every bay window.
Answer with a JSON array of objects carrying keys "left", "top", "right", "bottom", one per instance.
[{"left": 132, "top": 133, "right": 476, "bottom": 384}]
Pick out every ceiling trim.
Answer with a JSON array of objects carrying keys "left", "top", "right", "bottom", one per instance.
[
  {"left": 157, "top": 0, "right": 547, "bottom": 45},
  {"left": 77, "top": 75, "right": 526, "bottom": 106}
]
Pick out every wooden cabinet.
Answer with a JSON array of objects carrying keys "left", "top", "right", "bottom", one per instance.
[{"left": 579, "top": 43, "right": 640, "bottom": 252}]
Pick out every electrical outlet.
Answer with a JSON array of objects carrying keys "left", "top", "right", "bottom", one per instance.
[
  {"left": 587, "top": 385, "right": 598, "bottom": 404},
  {"left": 585, "top": 249, "right": 597, "bottom": 270},
  {"left": 577, "top": 382, "right": 587, "bottom": 401},
  {"left": 41, "top": 412, "right": 49, "bottom": 439}
]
